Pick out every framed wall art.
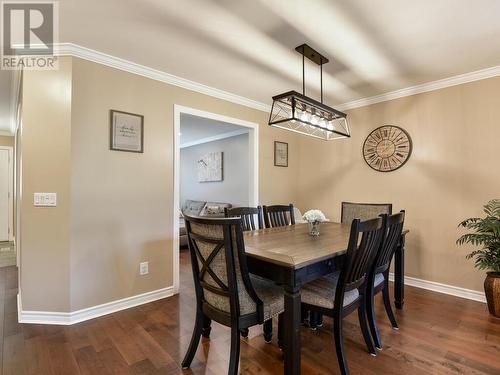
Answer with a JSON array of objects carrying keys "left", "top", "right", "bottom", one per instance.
[
  {"left": 110, "top": 110, "right": 144, "bottom": 153},
  {"left": 274, "top": 141, "right": 288, "bottom": 167},
  {"left": 197, "top": 151, "right": 223, "bottom": 182}
]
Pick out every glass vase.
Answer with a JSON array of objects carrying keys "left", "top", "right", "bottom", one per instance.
[{"left": 308, "top": 221, "right": 320, "bottom": 236}]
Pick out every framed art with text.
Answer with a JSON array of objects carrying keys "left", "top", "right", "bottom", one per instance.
[
  {"left": 110, "top": 110, "right": 144, "bottom": 153},
  {"left": 274, "top": 141, "right": 288, "bottom": 167}
]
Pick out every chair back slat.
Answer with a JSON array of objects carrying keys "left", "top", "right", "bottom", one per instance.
[
  {"left": 224, "top": 206, "right": 263, "bottom": 231},
  {"left": 339, "top": 217, "right": 385, "bottom": 294},
  {"left": 184, "top": 215, "right": 264, "bottom": 320},
  {"left": 375, "top": 211, "right": 405, "bottom": 274},
  {"left": 263, "top": 204, "right": 295, "bottom": 228},
  {"left": 341, "top": 202, "right": 392, "bottom": 224}
]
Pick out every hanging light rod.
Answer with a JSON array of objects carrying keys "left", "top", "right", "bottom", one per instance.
[{"left": 268, "top": 43, "right": 350, "bottom": 140}]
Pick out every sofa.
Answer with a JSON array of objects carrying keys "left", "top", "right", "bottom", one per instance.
[{"left": 179, "top": 199, "right": 232, "bottom": 247}]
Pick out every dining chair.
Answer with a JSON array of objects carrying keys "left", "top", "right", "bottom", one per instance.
[
  {"left": 366, "top": 211, "right": 405, "bottom": 350},
  {"left": 224, "top": 206, "right": 271, "bottom": 340},
  {"left": 299, "top": 217, "right": 386, "bottom": 375},
  {"left": 341, "top": 202, "right": 392, "bottom": 224},
  {"left": 224, "top": 206, "right": 264, "bottom": 231},
  {"left": 181, "top": 214, "right": 284, "bottom": 375},
  {"left": 262, "top": 204, "right": 295, "bottom": 228},
  {"left": 308, "top": 202, "right": 392, "bottom": 330}
]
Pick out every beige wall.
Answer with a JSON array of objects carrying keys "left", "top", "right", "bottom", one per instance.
[
  {"left": 22, "top": 57, "right": 300, "bottom": 312},
  {"left": 297, "top": 76, "right": 500, "bottom": 292},
  {"left": 21, "top": 59, "right": 72, "bottom": 311}
]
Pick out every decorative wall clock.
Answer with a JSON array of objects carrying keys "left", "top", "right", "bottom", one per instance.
[{"left": 363, "top": 125, "right": 412, "bottom": 172}]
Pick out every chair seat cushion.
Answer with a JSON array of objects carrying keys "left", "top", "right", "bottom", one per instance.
[
  {"left": 301, "top": 272, "right": 360, "bottom": 310},
  {"left": 374, "top": 272, "right": 384, "bottom": 287},
  {"left": 250, "top": 276, "right": 284, "bottom": 320}
]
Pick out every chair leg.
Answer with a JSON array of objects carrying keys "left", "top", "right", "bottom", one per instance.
[
  {"left": 181, "top": 310, "right": 203, "bottom": 368},
  {"left": 201, "top": 315, "right": 212, "bottom": 338},
  {"left": 358, "top": 298, "right": 377, "bottom": 356},
  {"left": 263, "top": 319, "right": 273, "bottom": 343},
  {"left": 382, "top": 283, "right": 399, "bottom": 329},
  {"left": 301, "top": 305, "right": 309, "bottom": 324},
  {"left": 310, "top": 311, "right": 324, "bottom": 330},
  {"left": 278, "top": 313, "right": 284, "bottom": 349},
  {"left": 240, "top": 328, "right": 249, "bottom": 338},
  {"left": 367, "top": 288, "right": 383, "bottom": 350},
  {"left": 333, "top": 312, "right": 349, "bottom": 375},
  {"left": 228, "top": 325, "right": 241, "bottom": 375}
]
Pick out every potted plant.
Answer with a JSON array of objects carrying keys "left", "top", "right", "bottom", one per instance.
[{"left": 457, "top": 199, "right": 500, "bottom": 318}]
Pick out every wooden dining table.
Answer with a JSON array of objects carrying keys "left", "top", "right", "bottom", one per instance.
[{"left": 244, "top": 222, "right": 408, "bottom": 375}]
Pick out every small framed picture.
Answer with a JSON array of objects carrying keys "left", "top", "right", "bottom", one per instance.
[
  {"left": 110, "top": 110, "right": 144, "bottom": 153},
  {"left": 274, "top": 141, "right": 288, "bottom": 167}
]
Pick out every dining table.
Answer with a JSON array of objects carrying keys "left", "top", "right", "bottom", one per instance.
[{"left": 244, "top": 221, "right": 408, "bottom": 375}]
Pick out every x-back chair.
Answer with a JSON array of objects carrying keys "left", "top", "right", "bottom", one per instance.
[{"left": 182, "top": 214, "right": 284, "bottom": 375}]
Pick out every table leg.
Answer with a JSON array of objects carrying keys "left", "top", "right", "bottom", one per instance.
[
  {"left": 394, "top": 234, "right": 406, "bottom": 309},
  {"left": 284, "top": 285, "right": 301, "bottom": 375}
]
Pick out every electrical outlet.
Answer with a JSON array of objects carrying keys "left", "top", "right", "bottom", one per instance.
[{"left": 139, "top": 261, "right": 149, "bottom": 275}]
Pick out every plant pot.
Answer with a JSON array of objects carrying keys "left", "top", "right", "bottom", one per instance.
[{"left": 484, "top": 272, "right": 500, "bottom": 318}]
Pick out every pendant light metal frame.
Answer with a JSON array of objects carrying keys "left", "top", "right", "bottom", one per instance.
[{"left": 268, "top": 44, "right": 350, "bottom": 140}]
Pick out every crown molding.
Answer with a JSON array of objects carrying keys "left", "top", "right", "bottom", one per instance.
[
  {"left": 53, "top": 43, "right": 500, "bottom": 114},
  {"left": 180, "top": 128, "right": 248, "bottom": 149},
  {"left": 337, "top": 65, "right": 500, "bottom": 111},
  {"left": 56, "top": 43, "right": 272, "bottom": 113}
]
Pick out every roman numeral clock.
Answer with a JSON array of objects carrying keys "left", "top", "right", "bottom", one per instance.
[{"left": 363, "top": 125, "right": 412, "bottom": 172}]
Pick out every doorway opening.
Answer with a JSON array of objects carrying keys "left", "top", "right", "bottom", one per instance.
[
  {"left": 0, "top": 145, "right": 15, "bottom": 267},
  {"left": 172, "top": 105, "right": 259, "bottom": 293}
]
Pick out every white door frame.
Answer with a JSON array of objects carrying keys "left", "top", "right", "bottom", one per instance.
[
  {"left": 173, "top": 105, "right": 259, "bottom": 293},
  {"left": 0, "top": 146, "right": 14, "bottom": 242}
]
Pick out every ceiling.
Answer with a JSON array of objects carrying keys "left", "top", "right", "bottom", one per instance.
[
  {"left": 180, "top": 114, "right": 248, "bottom": 147},
  {"left": 59, "top": 0, "right": 500, "bottom": 107},
  {"left": 3, "top": 0, "right": 500, "bottom": 131}
]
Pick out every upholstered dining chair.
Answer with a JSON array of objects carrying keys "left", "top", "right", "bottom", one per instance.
[
  {"left": 307, "top": 202, "right": 392, "bottom": 330},
  {"left": 181, "top": 215, "right": 284, "bottom": 375},
  {"left": 341, "top": 202, "right": 392, "bottom": 225},
  {"left": 224, "top": 206, "right": 264, "bottom": 232},
  {"left": 224, "top": 206, "right": 272, "bottom": 340},
  {"left": 262, "top": 204, "right": 295, "bottom": 228},
  {"left": 367, "top": 211, "right": 405, "bottom": 350},
  {"left": 299, "top": 217, "right": 386, "bottom": 375}
]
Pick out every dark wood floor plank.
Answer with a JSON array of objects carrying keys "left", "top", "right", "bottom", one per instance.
[
  {"left": 46, "top": 333, "right": 81, "bottom": 375},
  {"left": 97, "top": 347, "right": 135, "bottom": 375},
  {"left": 3, "top": 332, "right": 27, "bottom": 375},
  {"left": 74, "top": 345, "right": 111, "bottom": 375},
  {"left": 100, "top": 316, "right": 146, "bottom": 366}
]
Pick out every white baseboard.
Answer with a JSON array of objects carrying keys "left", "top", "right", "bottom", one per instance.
[
  {"left": 19, "top": 286, "right": 176, "bottom": 325},
  {"left": 388, "top": 273, "right": 486, "bottom": 303}
]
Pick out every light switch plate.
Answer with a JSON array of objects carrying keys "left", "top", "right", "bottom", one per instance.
[
  {"left": 140, "top": 261, "right": 149, "bottom": 275},
  {"left": 34, "top": 193, "right": 57, "bottom": 207}
]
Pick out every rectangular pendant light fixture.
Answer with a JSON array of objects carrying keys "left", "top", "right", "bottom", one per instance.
[{"left": 268, "top": 44, "right": 350, "bottom": 140}]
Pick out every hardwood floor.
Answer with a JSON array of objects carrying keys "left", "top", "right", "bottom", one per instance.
[{"left": 2, "top": 252, "right": 500, "bottom": 374}]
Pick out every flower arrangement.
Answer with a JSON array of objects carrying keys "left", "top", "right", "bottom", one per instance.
[
  {"left": 303, "top": 209, "right": 327, "bottom": 236},
  {"left": 303, "top": 209, "right": 327, "bottom": 224}
]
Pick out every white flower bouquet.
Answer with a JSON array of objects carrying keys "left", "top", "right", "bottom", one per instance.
[
  {"left": 302, "top": 209, "right": 327, "bottom": 223},
  {"left": 302, "top": 209, "right": 327, "bottom": 236}
]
